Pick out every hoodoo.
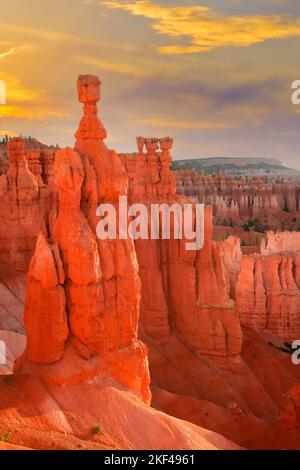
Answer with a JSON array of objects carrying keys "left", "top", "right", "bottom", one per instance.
[{"left": 14, "top": 75, "right": 151, "bottom": 405}]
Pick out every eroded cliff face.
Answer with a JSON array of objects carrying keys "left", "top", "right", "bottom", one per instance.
[
  {"left": 23, "top": 232, "right": 69, "bottom": 364},
  {"left": 261, "top": 231, "right": 300, "bottom": 255},
  {"left": 0, "top": 139, "right": 49, "bottom": 277},
  {"left": 175, "top": 170, "right": 300, "bottom": 232},
  {"left": 214, "top": 231, "right": 300, "bottom": 340},
  {"left": 123, "top": 148, "right": 300, "bottom": 345},
  {"left": 122, "top": 142, "right": 242, "bottom": 357},
  {"left": 0, "top": 139, "right": 57, "bottom": 275},
  {"left": 0, "top": 139, "right": 56, "bottom": 333},
  {"left": 121, "top": 138, "right": 174, "bottom": 342}
]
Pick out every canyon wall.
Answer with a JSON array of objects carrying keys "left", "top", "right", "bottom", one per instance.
[
  {"left": 122, "top": 140, "right": 242, "bottom": 356},
  {"left": 0, "top": 139, "right": 56, "bottom": 276},
  {"left": 218, "top": 232, "right": 300, "bottom": 340},
  {"left": 175, "top": 170, "right": 300, "bottom": 231},
  {"left": 123, "top": 151, "right": 300, "bottom": 343},
  {"left": 0, "top": 139, "right": 56, "bottom": 333}
]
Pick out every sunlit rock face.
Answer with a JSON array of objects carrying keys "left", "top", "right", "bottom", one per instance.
[
  {"left": 15, "top": 76, "right": 150, "bottom": 404},
  {"left": 235, "top": 232, "right": 300, "bottom": 340}
]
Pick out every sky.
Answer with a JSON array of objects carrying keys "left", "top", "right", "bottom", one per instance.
[{"left": 0, "top": 0, "right": 300, "bottom": 167}]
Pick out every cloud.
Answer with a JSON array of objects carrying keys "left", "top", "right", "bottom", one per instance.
[
  {"left": 77, "top": 56, "right": 149, "bottom": 77},
  {"left": 120, "top": 75, "right": 282, "bottom": 109},
  {"left": 0, "top": 22, "right": 137, "bottom": 52},
  {"left": 0, "top": 74, "right": 42, "bottom": 104},
  {"left": 139, "top": 117, "right": 236, "bottom": 130},
  {"left": 0, "top": 130, "right": 17, "bottom": 138},
  {"left": 0, "top": 23, "right": 98, "bottom": 47},
  {"left": 100, "top": 0, "right": 300, "bottom": 54},
  {"left": 0, "top": 47, "right": 22, "bottom": 60},
  {"left": 0, "top": 72, "right": 68, "bottom": 120},
  {"left": 0, "top": 105, "right": 68, "bottom": 120},
  {"left": 0, "top": 44, "right": 33, "bottom": 60}
]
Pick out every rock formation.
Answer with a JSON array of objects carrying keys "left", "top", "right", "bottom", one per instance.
[
  {"left": 133, "top": 159, "right": 300, "bottom": 343},
  {"left": 1, "top": 74, "right": 300, "bottom": 450},
  {"left": 175, "top": 170, "right": 300, "bottom": 233},
  {"left": 0, "top": 138, "right": 56, "bottom": 278},
  {"left": 164, "top": 204, "right": 242, "bottom": 356},
  {"left": 261, "top": 231, "right": 300, "bottom": 255},
  {"left": 122, "top": 139, "right": 242, "bottom": 356},
  {"left": 23, "top": 232, "right": 68, "bottom": 364},
  {"left": 218, "top": 231, "right": 300, "bottom": 340},
  {"left": 15, "top": 76, "right": 150, "bottom": 404}
]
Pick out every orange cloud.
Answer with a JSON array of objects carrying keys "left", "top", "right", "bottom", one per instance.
[
  {"left": 0, "top": 74, "right": 67, "bottom": 120},
  {"left": 101, "top": 1, "right": 300, "bottom": 54},
  {"left": 0, "top": 130, "right": 17, "bottom": 138},
  {"left": 77, "top": 56, "right": 149, "bottom": 77},
  {"left": 0, "top": 105, "right": 68, "bottom": 120},
  {"left": 0, "top": 72, "right": 46, "bottom": 104},
  {"left": 0, "top": 44, "right": 33, "bottom": 61},
  {"left": 139, "top": 117, "right": 236, "bottom": 130}
]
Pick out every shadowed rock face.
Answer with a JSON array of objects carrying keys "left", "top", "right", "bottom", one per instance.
[
  {"left": 120, "top": 137, "right": 242, "bottom": 356},
  {"left": 0, "top": 138, "right": 56, "bottom": 277},
  {"left": 122, "top": 143, "right": 242, "bottom": 356},
  {"left": 122, "top": 147, "right": 300, "bottom": 344}
]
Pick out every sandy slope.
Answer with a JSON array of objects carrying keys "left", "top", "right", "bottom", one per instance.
[
  {"left": 148, "top": 328, "right": 300, "bottom": 449},
  {"left": 0, "top": 442, "right": 31, "bottom": 450},
  {"left": 0, "top": 277, "right": 240, "bottom": 450},
  {"left": 2, "top": 278, "right": 300, "bottom": 449},
  {"left": 0, "top": 373, "right": 240, "bottom": 450}
]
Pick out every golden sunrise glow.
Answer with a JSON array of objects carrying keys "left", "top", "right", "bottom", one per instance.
[
  {"left": 0, "top": 0, "right": 299, "bottom": 167},
  {"left": 0, "top": 81, "right": 6, "bottom": 105},
  {"left": 101, "top": 1, "right": 300, "bottom": 53}
]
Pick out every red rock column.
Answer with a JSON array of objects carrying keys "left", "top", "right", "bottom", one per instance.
[{"left": 21, "top": 232, "right": 69, "bottom": 364}]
